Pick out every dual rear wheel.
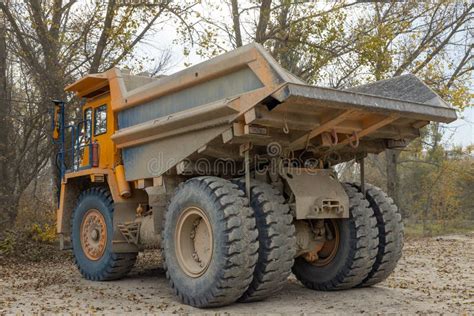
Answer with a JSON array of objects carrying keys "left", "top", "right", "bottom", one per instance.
[
  {"left": 70, "top": 180, "right": 403, "bottom": 308},
  {"left": 292, "top": 183, "right": 404, "bottom": 290},
  {"left": 162, "top": 177, "right": 296, "bottom": 307}
]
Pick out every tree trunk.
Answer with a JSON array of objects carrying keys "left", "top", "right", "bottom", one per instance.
[
  {"left": 0, "top": 195, "right": 20, "bottom": 229},
  {"left": 255, "top": 0, "right": 272, "bottom": 43},
  {"left": 386, "top": 149, "right": 401, "bottom": 215},
  {"left": 0, "top": 7, "right": 7, "bottom": 172},
  {"left": 230, "top": 0, "right": 243, "bottom": 47},
  {"left": 0, "top": 4, "right": 13, "bottom": 230}
]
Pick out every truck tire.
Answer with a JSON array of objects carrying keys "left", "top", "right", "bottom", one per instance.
[
  {"left": 350, "top": 183, "right": 404, "bottom": 287},
  {"left": 234, "top": 179, "right": 296, "bottom": 302},
  {"left": 71, "top": 187, "right": 137, "bottom": 281},
  {"left": 292, "top": 184, "right": 379, "bottom": 290},
  {"left": 162, "top": 177, "right": 259, "bottom": 307}
]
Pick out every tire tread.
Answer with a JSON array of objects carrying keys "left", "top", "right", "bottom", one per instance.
[
  {"left": 293, "top": 184, "right": 379, "bottom": 290},
  {"left": 349, "top": 183, "right": 404, "bottom": 287},
  {"left": 163, "top": 177, "right": 259, "bottom": 307},
  {"left": 235, "top": 179, "right": 296, "bottom": 302}
]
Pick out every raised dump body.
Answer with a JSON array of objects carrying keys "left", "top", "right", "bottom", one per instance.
[
  {"left": 68, "top": 43, "right": 455, "bottom": 181},
  {"left": 56, "top": 43, "right": 456, "bottom": 308}
]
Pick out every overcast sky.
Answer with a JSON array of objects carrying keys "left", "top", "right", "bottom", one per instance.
[{"left": 135, "top": 21, "right": 473, "bottom": 149}]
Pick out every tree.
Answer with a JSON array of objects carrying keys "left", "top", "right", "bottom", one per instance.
[
  {"left": 0, "top": 0, "right": 195, "bottom": 228},
  {"left": 0, "top": 2, "right": 12, "bottom": 226},
  {"left": 178, "top": 0, "right": 357, "bottom": 82},
  {"left": 180, "top": 0, "right": 473, "bottom": 209},
  {"left": 0, "top": 65, "right": 51, "bottom": 228},
  {"left": 355, "top": 1, "right": 473, "bottom": 205},
  {"left": 397, "top": 133, "right": 474, "bottom": 234}
]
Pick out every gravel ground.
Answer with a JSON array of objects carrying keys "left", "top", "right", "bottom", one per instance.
[{"left": 0, "top": 233, "right": 473, "bottom": 315}]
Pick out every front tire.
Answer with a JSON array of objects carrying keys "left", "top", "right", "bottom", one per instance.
[
  {"left": 162, "top": 177, "right": 259, "bottom": 307},
  {"left": 71, "top": 187, "right": 137, "bottom": 281},
  {"left": 292, "top": 184, "right": 379, "bottom": 290}
]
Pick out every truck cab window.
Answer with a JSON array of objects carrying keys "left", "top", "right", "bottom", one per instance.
[
  {"left": 84, "top": 108, "right": 92, "bottom": 141},
  {"left": 94, "top": 105, "right": 107, "bottom": 136}
]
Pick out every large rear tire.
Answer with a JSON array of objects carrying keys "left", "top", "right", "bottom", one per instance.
[
  {"left": 350, "top": 183, "right": 404, "bottom": 287},
  {"left": 234, "top": 179, "right": 296, "bottom": 302},
  {"left": 292, "top": 184, "right": 379, "bottom": 290},
  {"left": 162, "top": 177, "right": 259, "bottom": 307},
  {"left": 71, "top": 187, "right": 137, "bottom": 281}
]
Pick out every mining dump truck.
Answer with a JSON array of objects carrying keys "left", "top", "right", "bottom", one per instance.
[{"left": 52, "top": 43, "right": 456, "bottom": 307}]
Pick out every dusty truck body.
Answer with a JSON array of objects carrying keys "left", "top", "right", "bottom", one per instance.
[{"left": 53, "top": 43, "right": 456, "bottom": 307}]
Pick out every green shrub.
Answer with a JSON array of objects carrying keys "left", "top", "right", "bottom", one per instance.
[
  {"left": 0, "top": 230, "right": 16, "bottom": 255},
  {"left": 29, "top": 223, "right": 57, "bottom": 243}
]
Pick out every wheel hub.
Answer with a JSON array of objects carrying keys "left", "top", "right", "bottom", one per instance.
[
  {"left": 175, "top": 207, "right": 213, "bottom": 278},
  {"left": 80, "top": 209, "right": 107, "bottom": 261},
  {"left": 304, "top": 219, "right": 340, "bottom": 267},
  {"left": 91, "top": 229, "right": 99, "bottom": 241}
]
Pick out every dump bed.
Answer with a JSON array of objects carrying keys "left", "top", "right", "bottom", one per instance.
[{"left": 66, "top": 43, "right": 457, "bottom": 181}]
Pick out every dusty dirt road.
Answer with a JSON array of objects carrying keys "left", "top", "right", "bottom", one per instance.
[{"left": 1, "top": 233, "right": 473, "bottom": 315}]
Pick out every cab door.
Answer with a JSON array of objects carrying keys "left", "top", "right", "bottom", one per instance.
[{"left": 83, "top": 93, "right": 116, "bottom": 170}]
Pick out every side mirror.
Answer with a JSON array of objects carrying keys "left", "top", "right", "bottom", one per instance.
[
  {"left": 51, "top": 100, "right": 64, "bottom": 141},
  {"left": 52, "top": 104, "right": 60, "bottom": 140}
]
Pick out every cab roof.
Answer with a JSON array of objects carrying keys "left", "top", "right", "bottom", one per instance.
[{"left": 65, "top": 73, "right": 109, "bottom": 98}]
